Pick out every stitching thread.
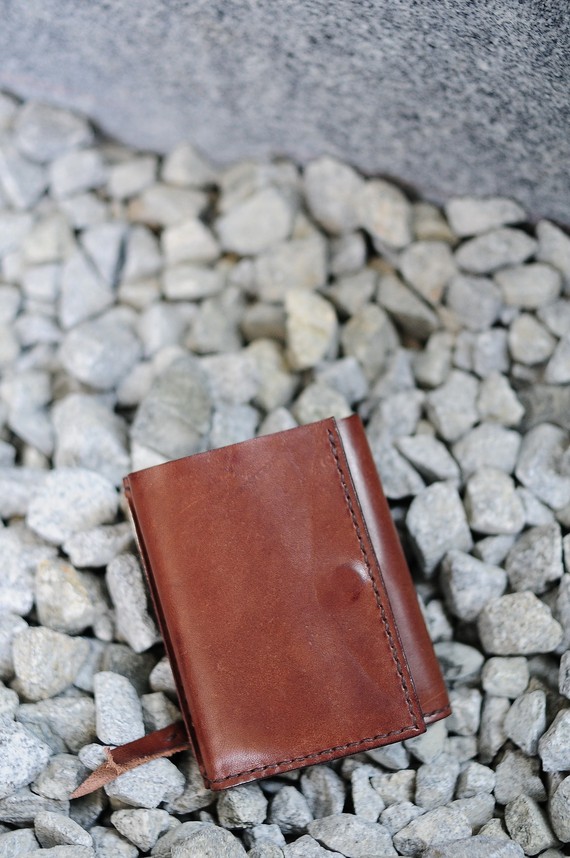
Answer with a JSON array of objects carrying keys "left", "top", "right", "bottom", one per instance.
[
  {"left": 207, "top": 725, "right": 413, "bottom": 784},
  {"left": 326, "top": 428, "right": 418, "bottom": 732},
  {"left": 207, "top": 424, "right": 422, "bottom": 786}
]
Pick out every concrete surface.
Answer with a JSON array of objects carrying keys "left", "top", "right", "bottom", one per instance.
[{"left": 0, "top": 0, "right": 568, "bottom": 221}]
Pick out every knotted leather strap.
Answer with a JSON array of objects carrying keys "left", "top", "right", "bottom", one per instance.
[{"left": 70, "top": 720, "right": 192, "bottom": 799}]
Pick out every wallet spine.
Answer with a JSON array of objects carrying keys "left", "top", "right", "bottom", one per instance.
[{"left": 335, "top": 416, "right": 451, "bottom": 724}]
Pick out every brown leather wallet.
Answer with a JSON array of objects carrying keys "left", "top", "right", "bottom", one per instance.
[{"left": 72, "top": 414, "right": 450, "bottom": 798}]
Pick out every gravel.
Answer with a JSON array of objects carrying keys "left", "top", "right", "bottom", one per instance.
[{"left": 2, "top": 91, "right": 570, "bottom": 855}]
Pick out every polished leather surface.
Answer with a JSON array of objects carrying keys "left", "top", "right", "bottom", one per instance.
[
  {"left": 124, "top": 414, "right": 449, "bottom": 790},
  {"left": 337, "top": 417, "right": 451, "bottom": 724}
]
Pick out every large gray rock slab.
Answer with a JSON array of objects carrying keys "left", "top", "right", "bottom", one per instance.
[{"left": 0, "top": 1, "right": 568, "bottom": 221}]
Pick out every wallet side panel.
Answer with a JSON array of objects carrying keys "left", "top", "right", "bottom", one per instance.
[
  {"left": 336, "top": 415, "right": 451, "bottom": 723},
  {"left": 123, "top": 477, "right": 204, "bottom": 775}
]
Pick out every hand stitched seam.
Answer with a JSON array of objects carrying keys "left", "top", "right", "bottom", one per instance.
[
  {"left": 206, "top": 724, "right": 416, "bottom": 784},
  {"left": 326, "top": 427, "right": 419, "bottom": 732}
]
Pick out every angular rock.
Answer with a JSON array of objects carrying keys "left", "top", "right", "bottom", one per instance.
[
  {"left": 445, "top": 274, "right": 501, "bottom": 331},
  {"left": 406, "top": 482, "right": 472, "bottom": 575},
  {"left": 32, "top": 753, "right": 88, "bottom": 801},
  {"left": 549, "top": 775, "right": 570, "bottom": 842},
  {"left": 163, "top": 752, "right": 214, "bottom": 815},
  {"left": 366, "top": 434, "right": 424, "bottom": 498},
  {"left": 131, "top": 354, "right": 212, "bottom": 459},
  {"left": 105, "top": 757, "right": 184, "bottom": 808},
  {"left": 370, "top": 770, "right": 415, "bottom": 806},
  {"left": 217, "top": 783, "right": 268, "bottom": 829},
  {"left": 122, "top": 225, "right": 162, "bottom": 282},
  {"left": 537, "top": 220, "right": 570, "bottom": 288},
  {"left": 505, "top": 522, "right": 563, "bottom": 593},
  {"left": 478, "top": 592, "right": 563, "bottom": 655},
  {"left": 494, "top": 750, "right": 546, "bottom": 805},
  {"left": 425, "top": 370, "right": 479, "bottom": 442},
  {"left": 400, "top": 240, "right": 456, "bottom": 305},
  {"left": 464, "top": 468, "right": 525, "bottom": 535},
  {"left": 35, "top": 557, "right": 95, "bottom": 634},
  {"left": 58, "top": 249, "right": 112, "bottom": 330},
  {"left": 12, "top": 627, "right": 89, "bottom": 700},
  {"left": 27, "top": 467, "right": 118, "bottom": 545},
  {"left": 162, "top": 263, "right": 224, "bottom": 301},
  {"left": 340, "top": 303, "right": 396, "bottom": 381},
  {"left": 308, "top": 813, "right": 396, "bottom": 857},
  {"left": 424, "top": 835, "right": 524, "bottom": 857},
  {"left": 268, "top": 787, "right": 313, "bottom": 838},
  {"left": 404, "top": 720, "right": 447, "bottom": 764},
  {"left": 452, "top": 424, "right": 521, "bottom": 478},
  {"left": 314, "top": 356, "right": 368, "bottom": 407},
  {"left": 108, "top": 154, "right": 157, "bottom": 200},
  {"left": 0, "top": 140, "right": 48, "bottom": 208},
  {"left": 377, "top": 273, "right": 439, "bottom": 340},
  {"left": 254, "top": 234, "right": 327, "bottom": 302},
  {"left": 560, "top": 650, "right": 570, "bottom": 698},
  {"left": 0, "top": 720, "right": 51, "bottom": 800},
  {"left": 243, "top": 824, "right": 285, "bottom": 850},
  {"left": 356, "top": 179, "right": 412, "bottom": 249},
  {"left": 285, "top": 290, "right": 337, "bottom": 370},
  {"left": 14, "top": 102, "right": 93, "bottom": 162},
  {"left": 393, "top": 805, "right": 471, "bottom": 856},
  {"left": 171, "top": 824, "right": 246, "bottom": 857},
  {"left": 94, "top": 671, "right": 145, "bottom": 745},
  {"left": 162, "top": 142, "right": 216, "bottom": 188},
  {"left": 300, "top": 766, "right": 346, "bottom": 819},
  {"left": 545, "top": 334, "right": 570, "bottom": 384},
  {"left": 291, "top": 382, "right": 351, "bottom": 425},
  {"left": 128, "top": 183, "right": 206, "bottom": 227},
  {"left": 89, "top": 826, "right": 139, "bottom": 858},
  {"left": 441, "top": 550, "right": 507, "bottom": 621},
  {"left": 433, "top": 642, "right": 484, "bottom": 684},
  {"left": 515, "top": 424, "right": 570, "bottom": 510},
  {"left": 0, "top": 612, "right": 28, "bottom": 680},
  {"left": 0, "top": 785, "right": 69, "bottom": 825},
  {"left": 380, "top": 801, "right": 425, "bottom": 836},
  {"left": 303, "top": 156, "right": 362, "bottom": 234},
  {"left": 210, "top": 403, "right": 259, "bottom": 448},
  {"left": 327, "top": 269, "right": 376, "bottom": 317},
  {"left": 59, "top": 316, "right": 142, "bottom": 391},
  {"left": 35, "top": 810, "right": 93, "bottom": 848},
  {"left": 63, "top": 522, "right": 133, "bottom": 568},
  {"left": 495, "top": 262, "right": 561, "bottom": 308},
  {"left": 477, "top": 372, "right": 525, "bottom": 427},
  {"left": 396, "top": 435, "right": 460, "bottom": 484},
  {"left": 504, "top": 690, "right": 546, "bottom": 755},
  {"left": 216, "top": 187, "right": 293, "bottom": 255},
  {"left": 508, "top": 313, "right": 556, "bottom": 365},
  {"left": 455, "top": 228, "right": 537, "bottom": 274},
  {"left": 481, "top": 657, "right": 529, "bottom": 698},
  {"left": 504, "top": 795, "right": 557, "bottom": 855},
  {"left": 111, "top": 808, "right": 176, "bottom": 852},
  {"left": 350, "top": 766, "right": 384, "bottom": 821},
  {"left": 0, "top": 828, "right": 40, "bottom": 856},
  {"left": 445, "top": 197, "right": 525, "bottom": 237},
  {"left": 415, "top": 754, "right": 460, "bottom": 810},
  {"left": 49, "top": 148, "right": 107, "bottom": 199},
  {"left": 106, "top": 553, "right": 160, "bottom": 653},
  {"left": 538, "top": 709, "right": 570, "bottom": 772},
  {"left": 456, "top": 761, "right": 495, "bottom": 797}
]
